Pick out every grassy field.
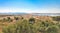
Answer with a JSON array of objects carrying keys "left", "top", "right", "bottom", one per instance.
[{"left": 0, "top": 15, "right": 60, "bottom": 33}]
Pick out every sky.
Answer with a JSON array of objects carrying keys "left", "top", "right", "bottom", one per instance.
[{"left": 0, "top": 0, "right": 60, "bottom": 13}]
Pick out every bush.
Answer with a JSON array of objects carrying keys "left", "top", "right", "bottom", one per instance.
[
  {"left": 29, "top": 17, "right": 35, "bottom": 24},
  {"left": 7, "top": 17, "right": 13, "bottom": 22},
  {"left": 46, "top": 25, "right": 59, "bottom": 33},
  {"left": 20, "top": 16, "right": 24, "bottom": 20},
  {"left": 14, "top": 17, "right": 19, "bottom": 20},
  {"left": 2, "top": 18, "right": 7, "bottom": 22},
  {"left": 1, "top": 17, "right": 13, "bottom": 22},
  {"left": 52, "top": 16, "right": 60, "bottom": 21},
  {"left": 7, "top": 17, "right": 10, "bottom": 20}
]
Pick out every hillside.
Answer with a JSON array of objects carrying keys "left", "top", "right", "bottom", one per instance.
[{"left": 0, "top": 14, "right": 60, "bottom": 33}]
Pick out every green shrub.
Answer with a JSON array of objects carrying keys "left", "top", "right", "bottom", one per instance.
[
  {"left": 21, "top": 16, "right": 24, "bottom": 20},
  {"left": 7, "top": 17, "right": 11, "bottom": 20},
  {"left": 52, "top": 16, "right": 60, "bottom": 21},
  {"left": 29, "top": 17, "right": 35, "bottom": 24},
  {"left": 7, "top": 17, "right": 13, "bottom": 22},
  {"left": 14, "top": 17, "right": 19, "bottom": 20},
  {"left": 46, "top": 25, "right": 59, "bottom": 33}
]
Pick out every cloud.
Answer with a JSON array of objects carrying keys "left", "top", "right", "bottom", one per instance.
[
  {"left": 0, "top": 7, "right": 60, "bottom": 13},
  {"left": 35, "top": 8, "right": 60, "bottom": 13}
]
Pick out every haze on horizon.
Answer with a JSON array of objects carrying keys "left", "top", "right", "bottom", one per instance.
[{"left": 0, "top": 0, "right": 60, "bottom": 13}]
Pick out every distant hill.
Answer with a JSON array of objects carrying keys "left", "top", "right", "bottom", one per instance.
[
  {"left": 32, "top": 13, "right": 60, "bottom": 16},
  {"left": 0, "top": 12, "right": 60, "bottom": 16}
]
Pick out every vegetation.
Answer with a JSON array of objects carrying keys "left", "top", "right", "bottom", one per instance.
[
  {"left": 0, "top": 16, "right": 60, "bottom": 33},
  {"left": 29, "top": 17, "right": 35, "bottom": 24},
  {"left": 14, "top": 17, "right": 19, "bottom": 20},
  {"left": 52, "top": 16, "right": 60, "bottom": 21}
]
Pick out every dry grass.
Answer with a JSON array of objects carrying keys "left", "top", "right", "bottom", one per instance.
[{"left": 0, "top": 15, "right": 60, "bottom": 33}]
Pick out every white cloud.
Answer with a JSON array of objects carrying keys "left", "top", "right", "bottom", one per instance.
[
  {"left": 0, "top": 7, "right": 60, "bottom": 13},
  {"left": 34, "top": 8, "right": 60, "bottom": 13}
]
